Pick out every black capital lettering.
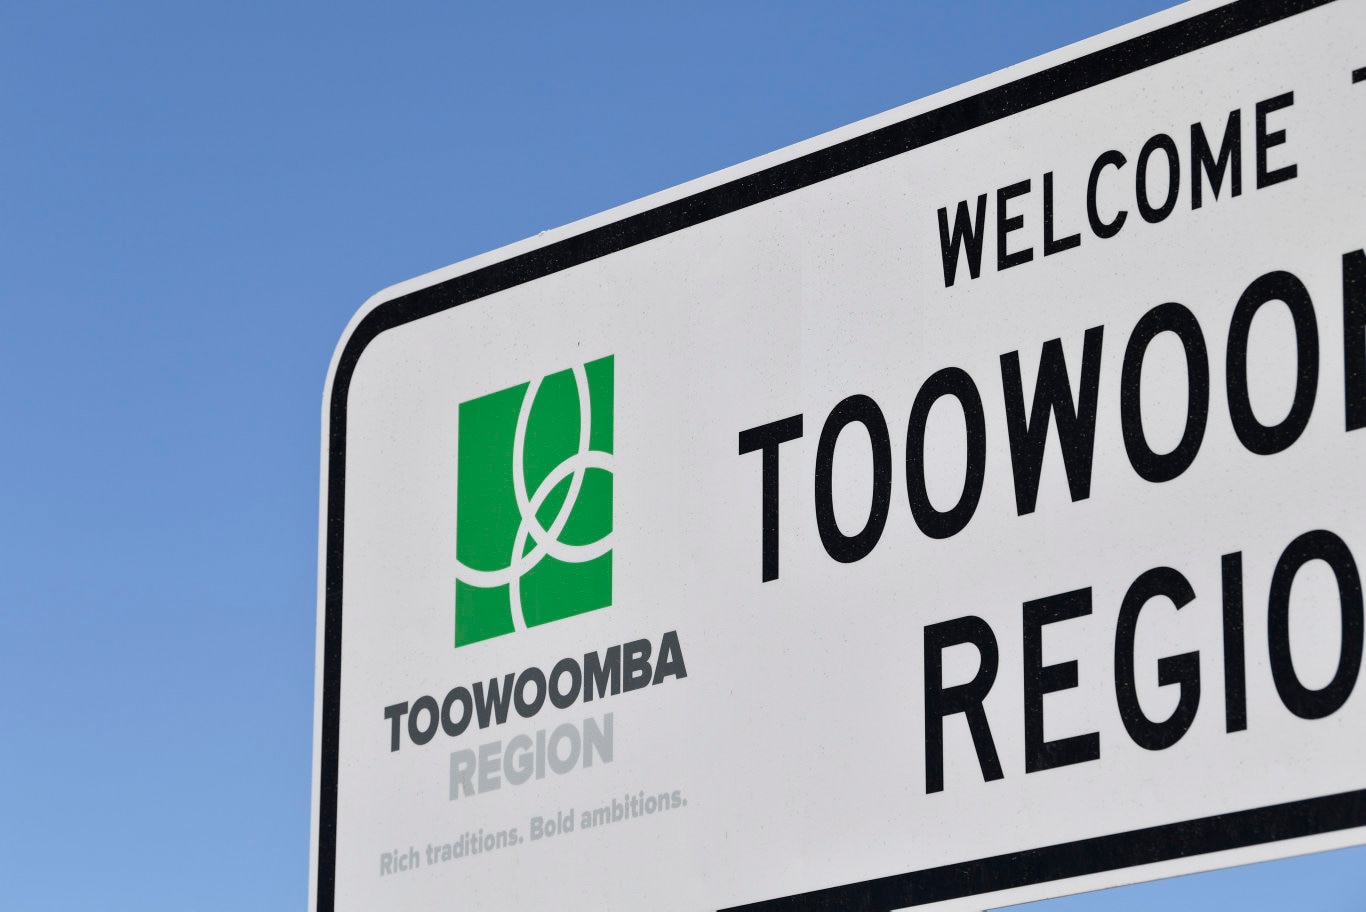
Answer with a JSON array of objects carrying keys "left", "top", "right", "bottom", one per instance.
[
  {"left": 408, "top": 695, "right": 440, "bottom": 746},
  {"left": 1344, "top": 250, "right": 1366, "bottom": 431},
  {"left": 938, "top": 195, "right": 989, "bottom": 287},
  {"left": 1191, "top": 110, "right": 1242, "bottom": 209},
  {"left": 1043, "top": 171, "right": 1081, "bottom": 256},
  {"left": 623, "top": 638, "right": 653, "bottom": 692},
  {"left": 653, "top": 630, "right": 689, "bottom": 684},
  {"left": 513, "top": 668, "right": 546, "bottom": 718},
  {"left": 441, "top": 687, "right": 474, "bottom": 736},
  {"left": 1024, "top": 589, "right": 1100, "bottom": 773},
  {"left": 583, "top": 646, "right": 621, "bottom": 701},
  {"left": 1255, "top": 92, "right": 1297, "bottom": 188},
  {"left": 1222, "top": 553, "right": 1248, "bottom": 733},
  {"left": 1136, "top": 133, "right": 1180, "bottom": 224},
  {"left": 384, "top": 701, "right": 409, "bottom": 752},
  {"left": 1268, "top": 530, "right": 1363, "bottom": 720},
  {"left": 997, "top": 179, "right": 1034, "bottom": 271},
  {"left": 1120, "top": 301, "right": 1209, "bottom": 483},
  {"left": 1226, "top": 271, "right": 1318, "bottom": 455},
  {"left": 548, "top": 659, "right": 582, "bottom": 709},
  {"left": 905, "top": 367, "right": 986, "bottom": 540},
  {"left": 738, "top": 415, "right": 804, "bottom": 581},
  {"left": 1087, "top": 150, "right": 1128, "bottom": 239},
  {"left": 1000, "top": 327, "right": 1105, "bottom": 515},
  {"left": 814, "top": 395, "right": 891, "bottom": 563},
  {"left": 924, "top": 616, "right": 1003, "bottom": 794},
  {"left": 1115, "top": 567, "right": 1201, "bottom": 751}
]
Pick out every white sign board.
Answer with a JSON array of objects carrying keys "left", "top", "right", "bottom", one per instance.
[{"left": 311, "top": 1, "right": 1366, "bottom": 909}]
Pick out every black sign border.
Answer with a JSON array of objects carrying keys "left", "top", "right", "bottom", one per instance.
[{"left": 317, "top": 2, "right": 1354, "bottom": 909}]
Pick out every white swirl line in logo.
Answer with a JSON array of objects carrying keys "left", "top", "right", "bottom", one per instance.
[{"left": 454, "top": 363, "right": 613, "bottom": 631}]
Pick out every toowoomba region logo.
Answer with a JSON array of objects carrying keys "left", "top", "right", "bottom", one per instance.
[{"left": 453, "top": 355, "right": 614, "bottom": 647}]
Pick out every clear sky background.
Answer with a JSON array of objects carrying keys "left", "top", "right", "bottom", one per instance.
[{"left": 1, "top": 1, "right": 1362, "bottom": 909}]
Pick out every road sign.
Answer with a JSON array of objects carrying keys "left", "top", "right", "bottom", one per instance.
[{"left": 311, "top": 1, "right": 1366, "bottom": 909}]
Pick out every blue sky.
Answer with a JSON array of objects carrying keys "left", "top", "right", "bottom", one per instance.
[{"left": 0, "top": 2, "right": 1361, "bottom": 909}]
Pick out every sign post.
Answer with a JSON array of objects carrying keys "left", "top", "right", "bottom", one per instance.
[{"left": 311, "top": 1, "right": 1366, "bottom": 908}]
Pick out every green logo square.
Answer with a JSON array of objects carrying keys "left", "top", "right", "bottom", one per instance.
[{"left": 453, "top": 355, "right": 613, "bottom": 647}]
